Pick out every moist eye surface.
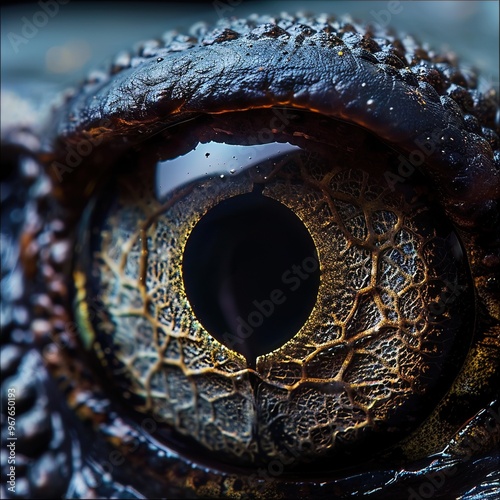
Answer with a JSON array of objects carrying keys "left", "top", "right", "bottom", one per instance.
[{"left": 74, "top": 112, "right": 473, "bottom": 469}]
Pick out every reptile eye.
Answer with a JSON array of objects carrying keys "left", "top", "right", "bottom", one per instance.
[
  {"left": 74, "top": 112, "right": 473, "bottom": 468},
  {"left": 3, "top": 8, "right": 498, "bottom": 500}
]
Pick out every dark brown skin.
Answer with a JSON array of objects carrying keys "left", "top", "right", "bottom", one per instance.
[{"left": 1, "top": 12, "right": 499, "bottom": 499}]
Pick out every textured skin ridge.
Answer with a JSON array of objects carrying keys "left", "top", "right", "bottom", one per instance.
[
  {"left": 50, "top": 12, "right": 499, "bottom": 251},
  {"left": 80, "top": 13, "right": 499, "bottom": 152}
]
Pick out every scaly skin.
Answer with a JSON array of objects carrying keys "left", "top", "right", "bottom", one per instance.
[{"left": 1, "top": 12, "right": 499, "bottom": 499}]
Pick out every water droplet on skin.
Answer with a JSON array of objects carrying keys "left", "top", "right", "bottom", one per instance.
[
  {"left": 220, "top": 174, "right": 225, "bottom": 179},
  {"left": 361, "top": 82, "right": 366, "bottom": 87},
  {"left": 229, "top": 169, "right": 236, "bottom": 174},
  {"left": 157, "top": 57, "right": 164, "bottom": 63},
  {"left": 367, "top": 99, "right": 374, "bottom": 106}
]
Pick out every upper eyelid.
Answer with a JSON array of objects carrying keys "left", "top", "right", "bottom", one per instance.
[{"left": 49, "top": 15, "right": 498, "bottom": 229}]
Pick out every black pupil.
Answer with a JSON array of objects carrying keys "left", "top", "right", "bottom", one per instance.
[{"left": 182, "top": 191, "right": 320, "bottom": 363}]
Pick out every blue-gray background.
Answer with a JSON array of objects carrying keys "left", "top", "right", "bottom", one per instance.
[{"left": 1, "top": 1, "right": 498, "bottom": 94}]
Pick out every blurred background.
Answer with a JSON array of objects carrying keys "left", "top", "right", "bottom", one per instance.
[{"left": 1, "top": 1, "right": 498, "bottom": 101}]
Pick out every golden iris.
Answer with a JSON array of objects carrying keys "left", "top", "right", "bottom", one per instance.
[{"left": 74, "top": 111, "right": 472, "bottom": 468}]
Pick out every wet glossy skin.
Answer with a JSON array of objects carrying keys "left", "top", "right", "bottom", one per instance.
[{"left": 1, "top": 11, "right": 499, "bottom": 499}]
